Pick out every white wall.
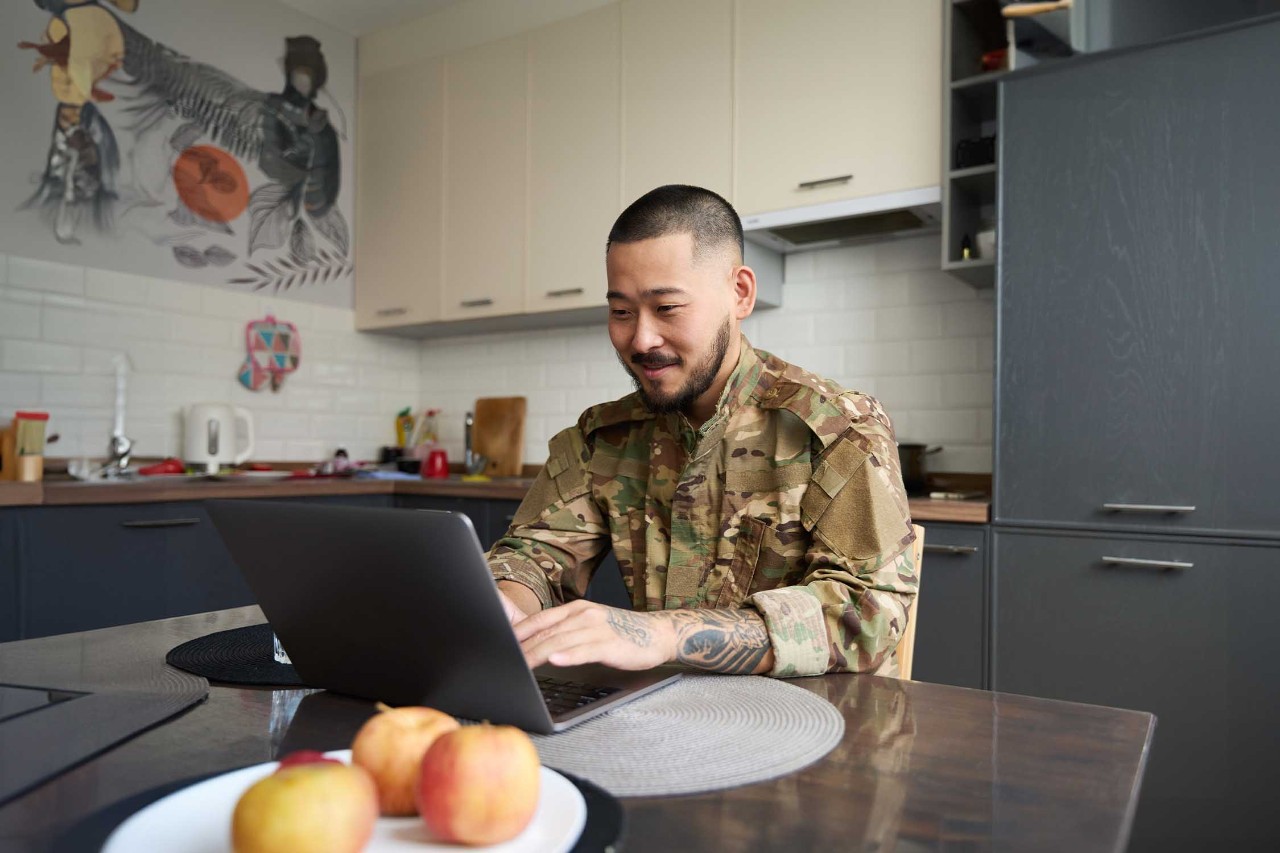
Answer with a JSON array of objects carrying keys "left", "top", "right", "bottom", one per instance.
[
  {"left": 418, "top": 234, "right": 994, "bottom": 473},
  {"left": 0, "top": 253, "right": 419, "bottom": 464},
  {"left": 0, "top": 234, "right": 992, "bottom": 471}
]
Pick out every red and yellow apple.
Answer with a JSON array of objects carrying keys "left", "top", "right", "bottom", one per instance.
[
  {"left": 351, "top": 702, "right": 460, "bottom": 816},
  {"left": 231, "top": 761, "right": 377, "bottom": 853},
  {"left": 416, "top": 723, "right": 542, "bottom": 846}
]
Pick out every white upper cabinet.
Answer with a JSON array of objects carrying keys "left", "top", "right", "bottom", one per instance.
[
  {"left": 733, "top": 0, "right": 942, "bottom": 216},
  {"left": 621, "top": 0, "right": 734, "bottom": 205},
  {"left": 355, "top": 58, "right": 444, "bottom": 330},
  {"left": 442, "top": 35, "right": 527, "bottom": 321},
  {"left": 526, "top": 5, "right": 621, "bottom": 314}
]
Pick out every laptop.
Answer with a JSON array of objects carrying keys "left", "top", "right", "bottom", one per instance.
[{"left": 206, "top": 500, "right": 680, "bottom": 734}]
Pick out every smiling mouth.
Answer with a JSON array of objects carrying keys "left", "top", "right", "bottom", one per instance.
[{"left": 641, "top": 364, "right": 675, "bottom": 380}]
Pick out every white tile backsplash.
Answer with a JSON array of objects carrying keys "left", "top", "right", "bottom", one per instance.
[
  {"left": 0, "top": 234, "right": 994, "bottom": 472},
  {"left": 0, "top": 254, "right": 417, "bottom": 462},
  {"left": 7, "top": 257, "right": 86, "bottom": 296},
  {"left": 417, "top": 234, "right": 993, "bottom": 473}
]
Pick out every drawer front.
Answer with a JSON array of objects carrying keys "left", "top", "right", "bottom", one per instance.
[
  {"left": 993, "top": 528, "right": 1280, "bottom": 849},
  {"left": 21, "top": 503, "right": 250, "bottom": 638},
  {"left": 912, "top": 523, "right": 986, "bottom": 690}
]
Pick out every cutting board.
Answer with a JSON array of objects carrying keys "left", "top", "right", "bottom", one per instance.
[{"left": 472, "top": 397, "right": 527, "bottom": 477}]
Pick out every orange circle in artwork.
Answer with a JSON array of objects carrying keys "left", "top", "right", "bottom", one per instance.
[{"left": 172, "top": 146, "right": 250, "bottom": 223}]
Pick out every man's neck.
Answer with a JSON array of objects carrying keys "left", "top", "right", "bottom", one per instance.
[{"left": 685, "top": 334, "right": 744, "bottom": 430}]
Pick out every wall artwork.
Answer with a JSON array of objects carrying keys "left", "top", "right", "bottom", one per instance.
[{"left": 3, "top": 0, "right": 355, "bottom": 307}]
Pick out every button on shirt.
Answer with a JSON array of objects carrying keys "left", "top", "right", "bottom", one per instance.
[{"left": 488, "top": 341, "right": 918, "bottom": 677}]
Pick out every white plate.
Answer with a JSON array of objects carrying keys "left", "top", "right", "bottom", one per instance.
[{"left": 102, "top": 750, "right": 586, "bottom": 853}]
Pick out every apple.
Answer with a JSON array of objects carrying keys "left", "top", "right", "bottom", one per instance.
[
  {"left": 416, "top": 723, "right": 541, "bottom": 846},
  {"left": 275, "top": 750, "right": 342, "bottom": 771},
  {"left": 231, "top": 761, "right": 377, "bottom": 853},
  {"left": 350, "top": 702, "right": 459, "bottom": 816}
]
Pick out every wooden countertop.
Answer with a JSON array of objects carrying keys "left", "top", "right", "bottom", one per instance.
[
  {"left": 0, "top": 607, "right": 1153, "bottom": 852},
  {"left": 9, "top": 477, "right": 990, "bottom": 523},
  {"left": 0, "top": 482, "right": 42, "bottom": 507}
]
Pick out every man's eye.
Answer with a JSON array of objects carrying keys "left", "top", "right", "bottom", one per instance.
[
  {"left": 610, "top": 309, "right": 632, "bottom": 319},
  {"left": 657, "top": 304, "right": 681, "bottom": 314}
]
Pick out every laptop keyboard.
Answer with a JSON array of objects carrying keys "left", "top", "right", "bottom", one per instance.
[{"left": 537, "top": 676, "right": 621, "bottom": 716}]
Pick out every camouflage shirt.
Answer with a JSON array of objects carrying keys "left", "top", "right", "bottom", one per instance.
[{"left": 488, "top": 340, "right": 918, "bottom": 677}]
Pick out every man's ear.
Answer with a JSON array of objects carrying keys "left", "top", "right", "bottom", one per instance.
[{"left": 731, "top": 265, "right": 757, "bottom": 320}]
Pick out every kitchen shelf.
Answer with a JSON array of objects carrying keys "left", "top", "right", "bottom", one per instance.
[
  {"left": 950, "top": 70, "right": 1005, "bottom": 91},
  {"left": 949, "top": 163, "right": 997, "bottom": 195},
  {"left": 942, "top": 257, "right": 995, "bottom": 289}
]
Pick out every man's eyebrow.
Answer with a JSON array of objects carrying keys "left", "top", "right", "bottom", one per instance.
[{"left": 606, "top": 287, "right": 690, "bottom": 301}]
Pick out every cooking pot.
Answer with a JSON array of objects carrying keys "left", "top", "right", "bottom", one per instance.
[{"left": 897, "top": 444, "right": 941, "bottom": 495}]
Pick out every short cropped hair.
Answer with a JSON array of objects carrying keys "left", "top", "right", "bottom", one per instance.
[{"left": 607, "top": 185, "right": 744, "bottom": 263}]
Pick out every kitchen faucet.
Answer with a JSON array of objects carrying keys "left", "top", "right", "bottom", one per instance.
[{"left": 102, "top": 353, "right": 134, "bottom": 478}]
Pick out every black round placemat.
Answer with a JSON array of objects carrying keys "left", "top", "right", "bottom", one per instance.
[
  {"left": 53, "top": 769, "right": 623, "bottom": 853},
  {"left": 166, "top": 624, "right": 306, "bottom": 687}
]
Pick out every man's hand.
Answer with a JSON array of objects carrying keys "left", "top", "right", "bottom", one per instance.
[
  {"left": 515, "top": 601, "right": 674, "bottom": 671},
  {"left": 496, "top": 581, "right": 541, "bottom": 627},
  {"left": 514, "top": 601, "right": 777, "bottom": 675}
]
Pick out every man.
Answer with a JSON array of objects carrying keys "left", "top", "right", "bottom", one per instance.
[{"left": 490, "top": 185, "right": 917, "bottom": 678}]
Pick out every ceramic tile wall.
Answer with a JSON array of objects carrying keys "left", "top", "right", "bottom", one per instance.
[
  {"left": 0, "top": 253, "right": 419, "bottom": 463},
  {"left": 0, "top": 234, "right": 993, "bottom": 471},
  {"left": 418, "top": 234, "right": 995, "bottom": 473}
]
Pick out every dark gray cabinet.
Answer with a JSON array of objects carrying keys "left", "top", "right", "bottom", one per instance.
[
  {"left": 912, "top": 522, "right": 987, "bottom": 690},
  {"left": 996, "top": 19, "right": 1280, "bottom": 849},
  {"left": 993, "top": 528, "right": 1280, "bottom": 850},
  {"left": 0, "top": 512, "right": 18, "bottom": 643},
  {"left": 998, "top": 18, "right": 1280, "bottom": 540},
  {"left": 19, "top": 502, "right": 253, "bottom": 639}
]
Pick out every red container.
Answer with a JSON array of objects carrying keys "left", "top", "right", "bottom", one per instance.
[{"left": 422, "top": 448, "right": 449, "bottom": 479}]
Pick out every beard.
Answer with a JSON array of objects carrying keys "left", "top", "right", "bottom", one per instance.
[{"left": 618, "top": 317, "right": 733, "bottom": 415}]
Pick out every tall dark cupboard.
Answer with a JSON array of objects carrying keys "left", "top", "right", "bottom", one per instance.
[{"left": 995, "top": 16, "right": 1280, "bottom": 850}]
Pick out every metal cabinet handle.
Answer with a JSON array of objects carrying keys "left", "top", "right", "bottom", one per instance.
[
  {"left": 1102, "top": 503, "right": 1196, "bottom": 514},
  {"left": 797, "top": 174, "right": 852, "bottom": 190},
  {"left": 1101, "top": 555, "right": 1193, "bottom": 571},
  {"left": 121, "top": 518, "right": 201, "bottom": 529},
  {"left": 545, "top": 288, "right": 583, "bottom": 298},
  {"left": 460, "top": 298, "right": 494, "bottom": 308},
  {"left": 375, "top": 307, "right": 407, "bottom": 317},
  {"left": 923, "top": 544, "right": 980, "bottom": 555}
]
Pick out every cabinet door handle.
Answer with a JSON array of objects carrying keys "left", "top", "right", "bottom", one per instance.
[
  {"left": 121, "top": 518, "right": 201, "bottom": 529},
  {"left": 797, "top": 174, "right": 853, "bottom": 190},
  {"left": 1102, "top": 503, "right": 1196, "bottom": 514},
  {"left": 545, "top": 288, "right": 584, "bottom": 298},
  {"left": 1101, "top": 556, "right": 1193, "bottom": 571},
  {"left": 460, "top": 298, "right": 494, "bottom": 308},
  {"left": 923, "top": 544, "right": 980, "bottom": 555},
  {"left": 375, "top": 307, "right": 407, "bottom": 317}
]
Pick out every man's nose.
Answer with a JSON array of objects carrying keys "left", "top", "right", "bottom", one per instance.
[{"left": 631, "top": 313, "right": 664, "bottom": 352}]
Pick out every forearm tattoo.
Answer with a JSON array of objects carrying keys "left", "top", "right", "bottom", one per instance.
[
  {"left": 669, "top": 610, "right": 771, "bottom": 675},
  {"left": 606, "top": 608, "right": 653, "bottom": 647}
]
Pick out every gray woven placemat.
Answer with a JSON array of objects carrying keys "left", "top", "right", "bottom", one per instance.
[{"left": 527, "top": 674, "right": 845, "bottom": 797}]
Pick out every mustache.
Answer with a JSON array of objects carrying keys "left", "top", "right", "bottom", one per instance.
[{"left": 631, "top": 353, "right": 681, "bottom": 368}]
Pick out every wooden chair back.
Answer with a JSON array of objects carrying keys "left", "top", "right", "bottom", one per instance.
[{"left": 896, "top": 523, "right": 925, "bottom": 680}]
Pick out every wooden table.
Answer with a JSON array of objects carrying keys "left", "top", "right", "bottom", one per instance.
[{"left": 0, "top": 608, "right": 1152, "bottom": 852}]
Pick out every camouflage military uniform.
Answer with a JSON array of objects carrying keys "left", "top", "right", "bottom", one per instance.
[{"left": 488, "top": 340, "right": 918, "bottom": 677}]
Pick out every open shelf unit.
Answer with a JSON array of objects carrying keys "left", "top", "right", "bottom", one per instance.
[{"left": 941, "top": 0, "right": 1077, "bottom": 288}]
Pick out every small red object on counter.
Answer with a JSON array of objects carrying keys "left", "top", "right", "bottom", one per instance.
[
  {"left": 138, "top": 457, "right": 186, "bottom": 476},
  {"left": 422, "top": 448, "right": 449, "bottom": 479}
]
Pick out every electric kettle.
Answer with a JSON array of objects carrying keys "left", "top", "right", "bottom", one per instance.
[{"left": 183, "top": 403, "right": 255, "bottom": 474}]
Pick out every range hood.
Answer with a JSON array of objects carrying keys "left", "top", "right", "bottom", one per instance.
[{"left": 741, "top": 186, "right": 941, "bottom": 253}]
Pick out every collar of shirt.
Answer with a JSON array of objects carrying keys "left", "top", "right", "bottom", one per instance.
[{"left": 672, "top": 335, "right": 770, "bottom": 456}]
